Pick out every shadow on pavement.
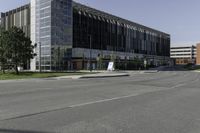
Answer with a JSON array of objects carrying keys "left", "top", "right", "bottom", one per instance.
[
  {"left": 150, "top": 65, "right": 188, "bottom": 71},
  {"left": 0, "top": 129, "right": 53, "bottom": 133}
]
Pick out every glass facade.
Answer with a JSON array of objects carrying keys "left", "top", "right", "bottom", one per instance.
[
  {"left": 73, "top": 2, "right": 170, "bottom": 57},
  {"left": 34, "top": 0, "right": 72, "bottom": 71},
  {"left": 51, "top": 0, "right": 73, "bottom": 70},
  {"left": 35, "top": 0, "right": 51, "bottom": 70},
  {"left": 2, "top": 1, "right": 170, "bottom": 71}
]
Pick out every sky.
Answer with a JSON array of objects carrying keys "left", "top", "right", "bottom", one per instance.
[{"left": 0, "top": 0, "right": 200, "bottom": 46}]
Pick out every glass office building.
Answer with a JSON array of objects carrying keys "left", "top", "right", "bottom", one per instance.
[
  {"left": 31, "top": 0, "right": 72, "bottom": 71},
  {"left": 72, "top": 2, "right": 170, "bottom": 70},
  {"left": 1, "top": 0, "right": 170, "bottom": 71}
]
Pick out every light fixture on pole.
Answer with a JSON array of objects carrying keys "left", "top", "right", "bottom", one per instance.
[
  {"left": 38, "top": 42, "right": 42, "bottom": 73},
  {"left": 89, "top": 35, "right": 92, "bottom": 72}
]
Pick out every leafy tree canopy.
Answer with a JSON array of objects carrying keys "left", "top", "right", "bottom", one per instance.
[{"left": 0, "top": 27, "right": 35, "bottom": 74}]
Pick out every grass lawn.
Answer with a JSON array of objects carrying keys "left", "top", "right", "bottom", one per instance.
[
  {"left": 194, "top": 66, "right": 200, "bottom": 71},
  {"left": 184, "top": 64, "right": 200, "bottom": 71},
  {"left": 0, "top": 72, "right": 94, "bottom": 80}
]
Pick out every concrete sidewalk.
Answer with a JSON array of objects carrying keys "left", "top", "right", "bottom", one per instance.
[
  {"left": 56, "top": 72, "right": 130, "bottom": 79},
  {"left": 116, "top": 70, "right": 158, "bottom": 75},
  {"left": 55, "top": 70, "right": 159, "bottom": 80}
]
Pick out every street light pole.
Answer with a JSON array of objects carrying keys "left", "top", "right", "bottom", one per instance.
[
  {"left": 38, "top": 42, "right": 42, "bottom": 73},
  {"left": 89, "top": 35, "right": 92, "bottom": 72}
]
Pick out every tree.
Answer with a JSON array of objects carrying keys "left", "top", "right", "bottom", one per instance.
[
  {"left": 0, "top": 28, "right": 9, "bottom": 73},
  {"left": 6, "top": 27, "right": 35, "bottom": 74}
]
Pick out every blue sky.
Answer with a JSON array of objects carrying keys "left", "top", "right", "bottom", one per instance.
[{"left": 1, "top": 0, "right": 200, "bottom": 46}]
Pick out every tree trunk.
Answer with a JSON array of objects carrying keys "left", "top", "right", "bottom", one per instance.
[
  {"left": 2, "top": 68, "right": 5, "bottom": 74},
  {"left": 15, "top": 65, "right": 19, "bottom": 75},
  {"left": 1, "top": 64, "right": 5, "bottom": 74}
]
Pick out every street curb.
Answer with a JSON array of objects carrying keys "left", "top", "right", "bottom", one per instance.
[
  {"left": 0, "top": 73, "right": 130, "bottom": 82},
  {"left": 193, "top": 70, "right": 200, "bottom": 73},
  {"left": 143, "top": 70, "right": 159, "bottom": 73},
  {"left": 79, "top": 74, "right": 130, "bottom": 79}
]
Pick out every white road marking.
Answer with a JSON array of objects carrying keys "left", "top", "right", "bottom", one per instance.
[
  {"left": 170, "top": 77, "right": 200, "bottom": 89},
  {"left": 193, "top": 78, "right": 200, "bottom": 82},
  {"left": 69, "top": 93, "right": 140, "bottom": 108},
  {"left": 171, "top": 83, "right": 186, "bottom": 89},
  {"left": 69, "top": 81, "right": 188, "bottom": 108}
]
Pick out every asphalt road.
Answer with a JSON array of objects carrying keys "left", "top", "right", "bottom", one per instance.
[{"left": 0, "top": 69, "right": 200, "bottom": 133}]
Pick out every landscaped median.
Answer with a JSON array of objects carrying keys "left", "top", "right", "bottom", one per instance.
[
  {"left": 184, "top": 64, "right": 200, "bottom": 71},
  {"left": 0, "top": 72, "right": 95, "bottom": 80},
  {"left": 194, "top": 69, "right": 200, "bottom": 72}
]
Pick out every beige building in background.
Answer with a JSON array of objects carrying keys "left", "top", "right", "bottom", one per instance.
[
  {"left": 196, "top": 43, "right": 200, "bottom": 65},
  {"left": 0, "top": 4, "right": 30, "bottom": 37},
  {"left": 170, "top": 45, "right": 196, "bottom": 65}
]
